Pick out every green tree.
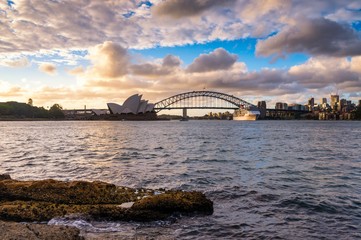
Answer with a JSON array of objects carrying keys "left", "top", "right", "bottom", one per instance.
[
  {"left": 33, "top": 106, "right": 50, "bottom": 118},
  {"left": 49, "top": 104, "right": 65, "bottom": 119}
]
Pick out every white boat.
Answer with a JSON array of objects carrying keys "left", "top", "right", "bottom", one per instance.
[{"left": 233, "top": 107, "right": 260, "bottom": 121}]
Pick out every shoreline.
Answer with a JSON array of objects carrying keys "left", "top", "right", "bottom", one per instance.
[
  {"left": 0, "top": 174, "right": 213, "bottom": 240},
  {"left": 0, "top": 118, "right": 360, "bottom": 121}
]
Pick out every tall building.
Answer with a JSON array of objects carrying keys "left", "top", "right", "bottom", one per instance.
[
  {"left": 275, "top": 102, "right": 288, "bottom": 110},
  {"left": 340, "top": 99, "right": 347, "bottom": 111},
  {"left": 308, "top": 97, "right": 315, "bottom": 111},
  {"left": 330, "top": 95, "right": 339, "bottom": 110},
  {"left": 308, "top": 97, "right": 314, "bottom": 106},
  {"left": 359, "top": 100, "right": 361, "bottom": 107},
  {"left": 321, "top": 98, "right": 327, "bottom": 104},
  {"left": 257, "top": 101, "right": 266, "bottom": 109},
  {"left": 288, "top": 104, "right": 304, "bottom": 111},
  {"left": 257, "top": 101, "right": 267, "bottom": 119}
]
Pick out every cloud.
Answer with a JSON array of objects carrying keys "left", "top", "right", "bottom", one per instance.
[
  {"left": 76, "top": 42, "right": 361, "bottom": 105},
  {"left": 83, "top": 42, "right": 182, "bottom": 79},
  {"left": 0, "top": 80, "right": 25, "bottom": 98},
  {"left": 67, "top": 66, "right": 84, "bottom": 75},
  {"left": 162, "top": 55, "right": 181, "bottom": 68},
  {"left": 0, "top": 0, "right": 357, "bottom": 56},
  {"left": 289, "top": 57, "right": 361, "bottom": 91},
  {"left": 87, "top": 41, "right": 129, "bottom": 78},
  {"left": 327, "top": 8, "right": 361, "bottom": 23},
  {"left": 0, "top": 57, "right": 29, "bottom": 68},
  {"left": 239, "top": 0, "right": 291, "bottom": 23},
  {"left": 129, "top": 54, "right": 181, "bottom": 76},
  {"left": 152, "top": 0, "right": 236, "bottom": 19},
  {"left": 256, "top": 18, "right": 361, "bottom": 59},
  {"left": 351, "top": 57, "right": 361, "bottom": 73},
  {"left": 38, "top": 63, "right": 57, "bottom": 75},
  {"left": 187, "top": 48, "right": 238, "bottom": 73},
  {"left": 130, "top": 63, "right": 172, "bottom": 76}
]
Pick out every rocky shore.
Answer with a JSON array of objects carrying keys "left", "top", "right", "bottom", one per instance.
[{"left": 0, "top": 174, "right": 213, "bottom": 239}]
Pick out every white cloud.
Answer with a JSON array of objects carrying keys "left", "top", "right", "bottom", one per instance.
[
  {"left": 39, "top": 63, "right": 57, "bottom": 75},
  {"left": 289, "top": 57, "right": 361, "bottom": 92},
  {"left": 187, "top": 48, "right": 238, "bottom": 73},
  {"left": 0, "top": 0, "right": 358, "bottom": 55},
  {"left": 152, "top": 0, "right": 236, "bottom": 19},
  {"left": 0, "top": 56, "right": 30, "bottom": 68},
  {"left": 327, "top": 8, "right": 361, "bottom": 23},
  {"left": 87, "top": 41, "right": 129, "bottom": 78},
  {"left": 256, "top": 18, "right": 361, "bottom": 59}
]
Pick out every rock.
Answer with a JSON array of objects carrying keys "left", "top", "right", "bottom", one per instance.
[
  {"left": 0, "top": 221, "right": 84, "bottom": 240},
  {"left": 119, "top": 201, "right": 134, "bottom": 208},
  {"left": 133, "top": 191, "right": 213, "bottom": 214},
  {"left": 0, "top": 174, "right": 11, "bottom": 180},
  {"left": 0, "top": 176, "right": 213, "bottom": 222}
]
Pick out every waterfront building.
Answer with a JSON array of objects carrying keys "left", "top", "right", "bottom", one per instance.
[
  {"left": 288, "top": 104, "right": 306, "bottom": 111},
  {"left": 257, "top": 101, "right": 266, "bottom": 109},
  {"left": 308, "top": 98, "right": 314, "bottom": 111},
  {"left": 275, "top": 102, "right": 288, "bottom": 110},
  {"left": 257, "top": 101, "right": 267, "bottom": 119},
  {"left": 107, "top": 94, "right": 155, "bottom": 114}
]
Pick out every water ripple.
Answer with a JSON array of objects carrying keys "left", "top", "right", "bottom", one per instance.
[{"left": 0, "top": 120, "right": 361, "bottom": 239}]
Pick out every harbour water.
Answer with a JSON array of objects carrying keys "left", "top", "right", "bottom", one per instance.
[{"left": 1, "top": 120, "right": 360, "bottom": 239}]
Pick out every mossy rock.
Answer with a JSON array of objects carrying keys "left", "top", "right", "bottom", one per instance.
[
  {"left": 0, "top": 176, "right": 213, "bottom": 222},
  {"left": 0, "top": 221, "right": 84, "bottom": 240},
  {"left": 133, "top": 191, "right": 213, "bottom": 214},
  {"left": 0, "top": 179, "right": 142, "bottom": 204}
]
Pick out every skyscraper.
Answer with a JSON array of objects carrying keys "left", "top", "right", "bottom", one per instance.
[
  {"left": 330, "top": 95, "right": 339, "bottom": 110},
  {"left": 275, "top": 102, "right": 288, "bottom": 110},
  {"left": 257, "top": 101, "right": 267, "bottom": 119},
  {"left": 257, "top": 101, "right": 266, "bottom": 109},
  {"left": 308, "top": 97, "right": 314, "bottom": 111},
  {"left": 308, "top": 98, "right": 314, "bottom": 106}
]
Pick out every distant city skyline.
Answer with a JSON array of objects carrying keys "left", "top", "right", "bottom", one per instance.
[{"left": 0, "top": 0, "right": 361, "bottom": 110}]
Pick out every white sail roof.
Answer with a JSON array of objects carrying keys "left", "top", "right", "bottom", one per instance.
[
  {"left": 122, "top": 94, "right": 142, "bottom": 114},
  {"left": 107, "top": 94, "right": 155, "bottom": 114}
]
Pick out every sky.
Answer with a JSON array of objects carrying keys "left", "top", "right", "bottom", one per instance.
[{"left": 0, "top": 0, "right": 361, "bottom": 111}]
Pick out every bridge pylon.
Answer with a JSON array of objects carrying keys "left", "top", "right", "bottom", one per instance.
[{"left": 182, "top": 108, "right": 187, "bottom": 119}]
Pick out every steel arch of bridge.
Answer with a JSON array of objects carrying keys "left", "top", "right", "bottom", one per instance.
[{"left": 154, "top": 91, "right": 255, "bottom": 112}]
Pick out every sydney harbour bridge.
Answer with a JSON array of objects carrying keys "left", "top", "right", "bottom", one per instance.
[
  {"left": 153, "top": 91, "right": 256, "bottom": 117},
  {"left": 153, "top": 91, "right": 306, "bottom": 119}
]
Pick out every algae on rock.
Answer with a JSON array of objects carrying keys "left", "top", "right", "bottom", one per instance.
[{"left": 0, "top": 175, "right": 213, "bottom": 222}]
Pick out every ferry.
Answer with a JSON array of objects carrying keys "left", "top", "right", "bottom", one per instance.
[{"left": 233, "top": 106, "right": 260, "bottom": 121}]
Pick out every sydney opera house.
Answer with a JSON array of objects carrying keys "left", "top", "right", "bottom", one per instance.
[{"left": 106, "top": 94, "right": 157, "bottom": 120}]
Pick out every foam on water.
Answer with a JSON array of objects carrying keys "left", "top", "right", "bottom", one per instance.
[{"left": 48, "top": 217, "right": 133, "bottom": 233}]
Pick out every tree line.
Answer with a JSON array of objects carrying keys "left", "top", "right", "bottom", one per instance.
[{"left": 0, "top": 102, "right": 65, "bottom": 119}]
